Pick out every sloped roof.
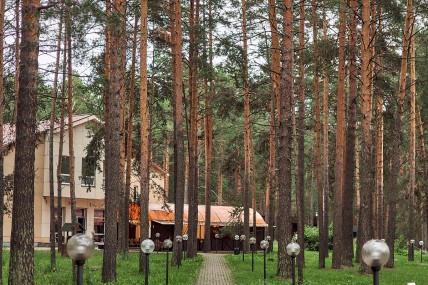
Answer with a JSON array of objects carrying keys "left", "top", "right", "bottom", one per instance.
[
  {"left": 3, "top": 114, "right": 97, "bottom": 146},
  {"left": 148, "top": 203, "right": 267, "bottom": 227}
]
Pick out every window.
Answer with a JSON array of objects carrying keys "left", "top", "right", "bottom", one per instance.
[
  {"left": 76, "top": 208, "right": 86, "bottom": 233},
  {"left": 61, "top": 156, "right": 70, "bottom": 184},
  {"left": 81, "top": 157, "right": 96, "bottom": 187},
  {"left": 93, "top": 210, "right": 105, "bottom": 242}
]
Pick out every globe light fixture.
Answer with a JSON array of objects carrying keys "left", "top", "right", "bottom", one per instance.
[
  {"left": 215, "top": 233, "right": 220, "bottom": 253},
  {"left": 362, "top": 239, "right": 390, "bottom": 285},
  {"left": 163, "top": 239, "right": 173, "bottom": 285},
  {"left": 240, "top": 235, "right": 246, "bottom": 261},
  {"left": 182, "top": 234, "right": 188, "bottom": 260},
  {"left": 286, "top": 242, "right": 301, "bottom": 285},
  {"left": 234, "top": 235, "right": 240, "bottom": 255},
  {"left": 176, "top": 236, "right": 182, "bottom": 269},
  {"left": 419, "top": 240, "right": 424, "bottom": 263},
  {"left": 260, "top": 240, "right": 269, "bottom": 285},
  {"left": 141, "top": 239, "right": 155, "bottom": 285},
  {"left": 66, "top": 234, "right": 95, "bottom": 285},
  {"left": 249, "top": 237, "right": 256, "bottom": 271},
  {"left": 409, "top": 239, "right": 415, "bottom": 261}
]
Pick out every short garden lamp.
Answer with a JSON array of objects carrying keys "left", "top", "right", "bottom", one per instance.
[
  {"left": 155, "top": 232, "right": 160, "bottom": 253},
  {"left": 163, "top": 239, "right": 173, "bottom": 285},
  {"left": 234, "top": 234, "right": 240, "bottom": 254},
  {"left": 286, "top": 242, "right": 301, "bottom": 285},
  {"left": 410, "top": 239, "right": 415, "bottom": 261},
  {"left": 260, "top": 240, "right": 269, "bottom": 285},
  {"left": 176, "top": 235, "right": 183, "bottom": 269},
  {"left": 182, "top": 234, "right": 188, "bottom": 260},
  {"left": 362, "top": 239, "right": 390, "bottom": 285},
  {"left": 419, "top": 240, "right": 424, "bottom": 262},
  {"left": 141, "top": 239, "right": 155, "bottom": 285},
  {"left": 249, "top": 237, "right": 256, "bottom": 272},
  {"left": 240, "top": 235, "right": 246, "bottom": 261},
  {"left": 66, "top": 233, "right": 95, "bottom": 285},
  {"left": 266, "top": 235, "right": 272, "bottom": 252},
  {"left": 215, "top": 233, "right": 220, "bottom": 253}
]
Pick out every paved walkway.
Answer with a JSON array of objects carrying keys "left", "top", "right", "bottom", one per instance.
[{"left": 195, "top": 253, "right": 235, "bottom": 285}]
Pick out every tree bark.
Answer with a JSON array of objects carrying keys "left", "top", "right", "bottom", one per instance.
[
  {"left": 170, "top": 0, "right": 185, "bottom": 267},
  {"left": 297, "top": 0, "right": 306, "bottom": 280},
  {"left": 187, "top": 0, "right": 200, "bottom": 258},
  {"left": 267, "top": 0, "right": 280, "bottom": 252},
  {"left": 124, "top": 14, "right": 139, "bottom": 255},
  {"left": 8, "top": 1, "right": 40, "bottom": 283},
  {"left": 385, "top": 0, "right": 413, "bottom": 269},
  {"left": 342, "top": 0, "right": 357, "bottom": 266},
  {"left": 241, "top": 0, "right": 251, "bottom": 253},
  {"left": 277, "top": 0, "right": 293, "bottom": 278},
  {"left": 13, "top": 0, "right": 20, "bottom": 122},
  {"left": 139, "top": 0, "right": 150, "bottom": 272},
  {"left": 49, "top": 13, "right": 63, "bottom": 270},
  {"left": 357, "top": 0, "right": 375, "bottom": 273},
  {"left": 312, "top": 0, "right": 325, "bottom": 268},
  {"left": 0, "top": 0, "right": 5, "bottom": 281},
  {"left": 332, "top": 0, "right": 347, "bottom": 269}
]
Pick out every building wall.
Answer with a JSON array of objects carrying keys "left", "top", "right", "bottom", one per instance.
[{"left": 3, "top": 117, "right": 166, "bottom": 244}]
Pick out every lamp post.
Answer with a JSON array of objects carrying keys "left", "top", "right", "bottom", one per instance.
[
  {"left": 249, "top": 237, "right": 256, "bottom": 272},
  {"left": 66, "top": 234, "right": 95, "bottom": 285},
  {"left": 272, "top": 225, "right": 277, "bottom": 241},
  {"left": 362, "top": 239, "right": 390, "bottom": 285},
  {"left": 176, "top": 235, "right": 182, "bottom": 269},
  {"left": 141, "top": 239, "right": 155, "bottom": 285},
  {"left": 240, "top": 235, "right": 246, "bottom": 261},
  {"left": 163, "top": 239, "right": 173, "bottom": 285},
  {"left": 234, "top": 234, "right": 239, "bottom": 255},
  {"left": 260, "top": 240, "right": 269, "bottom": 285},
  {"left": 266, "top": 235, "right": 271, "bottom": 253},
  {"left": 155, "top": 232, "right": 160, "bottom": 253},
  {"left": 419, "top": 240, "right": 424, "bottom": 263},
  {"left": 286, "top": 242, "right": 301, "bottom": 285},
  {"left": 182, "top": 234, "right": 188, "bottom": 260},
  {"left": 215, "top": 234, "right": 219, "bottom": 253},
  {"left": 408, "top": 239, "right": 415, "bottom": 261},
  {"left": 315, "top": 211, "right": 318, "bottom": 227}
]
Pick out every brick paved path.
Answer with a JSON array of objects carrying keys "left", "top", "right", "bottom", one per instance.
[{"left": 195, "top": 253, "right": 235, "bottom": 285}]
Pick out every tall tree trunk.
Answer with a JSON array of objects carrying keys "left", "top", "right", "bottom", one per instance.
[
  {"left": 203, "top": 77, "right": 213, "bottom": 252},
  {"left": 297, "top": 0, "right": 305, "bottom": 281},
  {"left": 267, "top": 0, "right": 280, "bottom": 251},
  {"left": 56, "top": 34, "right": 67, "bottom": 253},
  {"left": 8, "top": 1, "right": 40, "bottom": 283},
  {"left": 124, "top": 14, "right": 139, "bottom": 255},
  {"left": 0, "top": 0, "right": 5, "bottom": 281},
  {"left": 277, "top": 0, "right": 293, "bottom": 278},
  {"left": 374, "top": 9, "right": 384, "bottom": 241},
  {"left": 117, "top": 0, "right": 127, "bottom": 256},
  {"left": 332, "top": 0, "right": 347, "bottom": 269},
  {"left": 241, "top": 0, "right": 251, "bottom": 253},
  {"left": 66, "top": 1, "right": 76, "bottom": 235},
  {"left": 170, "top": 0, "right": 185, "bottom": 267},
  {"left": 312, "top": 0, "right": 325, "bottom": 268},
  {"left": 102, "top": 0, "right": 126, "bottom": 281},
  {"left": 250, "top": 132, "right": 257, "bottom": 238},
  {"left": 321, "top": 0, "right": 330, "bottom": 262},
  {"left": 138, "top": 0, "right": 150, "bottom": 273},
  {"left": 217, "top": 140, "right": 224, "bottom": 206},
  {"left": 164, "top": 134, "right": 170, "bottom": 200},
  {"left": 342, "top": 0, "right": 357, "bottom": 266},
  {"left": 385, "top": 0, "right": 413, "bottom": 268},
  {"left": 49, "top": 13, "right": 63, "bottom": 270},
  {"left": 13, "top": 0, "right": 20, "bottom": 122},
  {"left": 408, "top": 21, "right": 416, "bottom": 261},
  {"left": 357, "top": 0, "right": 375, "bottom": 273},
  {"left": 187, "top": 0, "right": 200, "bottom": 258},
  {"left": 416, "top": 108, "right": 428, "bottom": 244}
]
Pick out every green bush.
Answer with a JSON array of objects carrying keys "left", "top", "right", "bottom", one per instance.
[{"left": 304, "top": 225, "right": 333, "bottom": 251}]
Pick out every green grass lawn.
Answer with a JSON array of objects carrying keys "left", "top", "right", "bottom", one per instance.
[
  {"left": 2, "top": 249, "right": 203, "bottom": 284},
  {"left": 226, "top": 245, "right": 428, "bottom": 285}
]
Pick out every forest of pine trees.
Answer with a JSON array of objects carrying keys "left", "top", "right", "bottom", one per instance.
[{"left": 0, "top": 0, "right": 428, "bottom": 283}]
